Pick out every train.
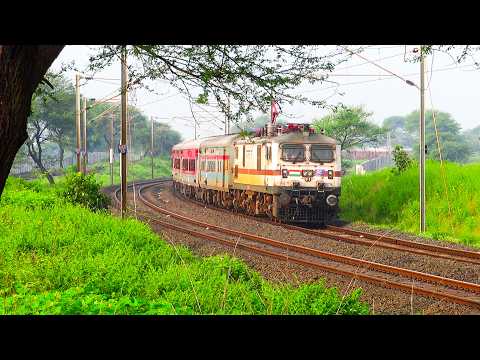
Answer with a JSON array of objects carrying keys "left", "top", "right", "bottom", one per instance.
[{"left": 171, "top": 122, "right": 342, "bottom": 225}]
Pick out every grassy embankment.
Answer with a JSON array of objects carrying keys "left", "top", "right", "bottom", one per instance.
[
  {"left": 341, "top": 161, "right": 480, "bottom": 247},
  {"left": 0, "top": 177, "right": 369, "bottom": 315}
]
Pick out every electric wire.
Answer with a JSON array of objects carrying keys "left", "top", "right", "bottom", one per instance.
[{"left": 338, "top": 45, "right": 419, "bottom": 88}]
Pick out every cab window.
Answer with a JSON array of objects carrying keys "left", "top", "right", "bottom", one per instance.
[
  {"left": 310, "top": 145, "right": 334, "bottom": 163},
  {"left": 281, "top": 144, "right": 305, "bottom": 163}
]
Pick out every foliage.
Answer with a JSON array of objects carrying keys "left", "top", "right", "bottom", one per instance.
[
  {"left": 312, "top": 106, "right": 385, "bottom": 151},
  {"left": 62, "top": 172, "right": 110, "bottom": 211},
  {"left": 404, "top": 110, "right": 472, "bottom": 163},
  {"left": 230, "top": 114, "right": 286, "bottom": 133},
  {"left": 84, "top": 45, "right": 371, "bottom": 126},
  {"left": 391, "top": 145, "right": 413, "bottom": 174},
  {"left": 340, "top": 161, "right": 480, "bottom": 247},
  {"left": 382, "top": 115, "right": 414, "bottom": 148},
  {"left": 0, "top": 179, "right": 369, "bottom": 315},
  {"left": 463, "top": 125, "right": 480, "bottom": 162}
]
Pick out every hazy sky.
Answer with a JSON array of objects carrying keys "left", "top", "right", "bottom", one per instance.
[{"left": 50, "top": 45, "right": 480, "bottom": 141}]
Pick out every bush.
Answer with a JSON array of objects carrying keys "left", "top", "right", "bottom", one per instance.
[
  {"left": 62, "top": 172, "right": 110, "bottom": 211},
  {"left": 392, "top": 145, "right": 413, "bottom": 174}
]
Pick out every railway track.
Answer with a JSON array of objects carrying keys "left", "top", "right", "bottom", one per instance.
[
  {"left": 166, "top": 180, "right": 480, "bottom": 266},
  {"left": 111, "top": 179, "right": 480, "bottom": 310}
]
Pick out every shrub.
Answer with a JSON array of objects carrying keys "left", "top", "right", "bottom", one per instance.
[
  {"left": 392, "top": 145, "right": 413, "bottom": 174},
  {"left": 62, "top": 172, "right": 110, "bottom": 211}
]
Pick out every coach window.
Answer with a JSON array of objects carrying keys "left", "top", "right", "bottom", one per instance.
[{"left": 265, "top": 145, "right": 271, "bottom": 161}]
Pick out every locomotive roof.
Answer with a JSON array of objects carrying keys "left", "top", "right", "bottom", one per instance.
[{"left": 235, "top": 131, "right": 338, "bottom": 145}]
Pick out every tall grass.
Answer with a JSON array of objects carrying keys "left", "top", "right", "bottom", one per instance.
[
  {"left": 341, "top": 161, "right": 480, "bottom": 247},
  {"left": 0, "top": 177, "right": 368, "bottom": 315}
]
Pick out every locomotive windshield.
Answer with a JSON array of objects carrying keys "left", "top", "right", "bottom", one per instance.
[
  {"left": 310, "top": 145, "right": 334, "bottom": 163},
  {"left": 281, "top": 144, "right": 305, "bottom": 162}
]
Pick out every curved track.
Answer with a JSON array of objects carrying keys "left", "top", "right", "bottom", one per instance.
[
  {"left": 171, "top": 180, "right": 480, "bottom": 266},
  {"left": 111, "top": 179, "right": 480, "bottom": 310}
]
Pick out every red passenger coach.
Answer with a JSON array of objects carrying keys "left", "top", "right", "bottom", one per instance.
[{"left": 171, "top": 139, "right": 202, "bottom": 187}]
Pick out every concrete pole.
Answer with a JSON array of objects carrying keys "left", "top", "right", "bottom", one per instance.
[
  {"left": 75, "top": 74, "right": 81, "bottom": 172},
  {"left": 420, "top": 46, "right": 426, "bottom": 232},
  {"left": 82, "top": 96, "right": 87, "bottom": 174},
  {"left": 120, "top": 46, "right": 128, "bottom": 218},
  {"left": 151, "top": 116, "right": 154, "bottom": 179},
  {"left": 110, "top": 112, "right": 114, "bottom": 186}
]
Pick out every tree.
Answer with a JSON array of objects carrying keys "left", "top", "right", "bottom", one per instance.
[
  {"left": 0, "top": 44, "right": 369, "bottom": 197},
  {"left": 36, "top": 73, "right": 76, "bottom": 168},
  {"left": 463, "top": 125, "right": 480, "bottom": 159},
  {"left": 383, "top": 116, "right": 405, "bottom": 131},
  {"left": 25, "top": 90, "right": 55, "bottom": 184},
  {"left": 312, "top": 106, "right": 385, "bottom": 151},
  {"left": 404, "top": 110, "right": 472, "bottom": 163},
  {"left": 382, "top": 115, "right": 414, "bottom": 148},
  {"left": 230, "top": 114, "right": 286, "bottom": 133},
  {"left": 0, "top": 45, "right": 64, "bottom": 195}
]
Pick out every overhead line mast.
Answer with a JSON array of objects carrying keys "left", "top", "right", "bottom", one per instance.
[
  {"left": 420, "top": 46, "right": 426, "bottom": 232},
  {"left": 75, "top": 74, "right": 82, "bottom": 173},
  {"left": 120, "top": 46, "right": 128, "bottom": 219}
]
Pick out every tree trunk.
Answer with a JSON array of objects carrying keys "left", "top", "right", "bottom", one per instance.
[
  {"left": 26, "top": 139, "right": 55, "bottom": 185},
  {"left": 0, "top": 45, "right": 63, "bottom": 197},
  {"left": 59, "top": 145, "right": 64, "bottom": 169}
]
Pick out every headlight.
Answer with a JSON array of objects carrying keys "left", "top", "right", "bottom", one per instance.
[
  {"left": 326, "top": 194, "right": 337, "bottom": 206},
  {"left": 282, "top": 169, "right": 289, "bottom": 178}
]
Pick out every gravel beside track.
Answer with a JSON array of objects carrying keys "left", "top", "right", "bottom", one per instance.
[{"left": 109, "top": 181, "right": 480, "bottom": 315}]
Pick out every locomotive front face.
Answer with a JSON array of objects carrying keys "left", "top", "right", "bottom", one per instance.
[{"left": 272, "top": 140, "right": 342, "bottom": 224}]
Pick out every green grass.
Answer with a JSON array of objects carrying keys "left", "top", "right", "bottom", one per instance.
[
  {"left": 341, "top": 160, "right": 480, "bottom": 247},
  {"left": 86, "top": 156, "right": 172, "bottom": 186},
  {"left": 0, "top": 177, "right": 369, "bottom": 315},
  {"left": 32, "top": 156, "right": 172, "bottom": 188}
]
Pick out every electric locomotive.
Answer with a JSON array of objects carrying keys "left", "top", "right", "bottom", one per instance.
[{"left": 171, "top": 122, "right": 341, "bottom": 225}]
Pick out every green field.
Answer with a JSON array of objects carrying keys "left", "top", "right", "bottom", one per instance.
[
  {"left": 341, "top": 161, "right": 480, "bottom": 247},
  {"left": 0, "top": 177, "right": 368, "bottom": 315},
  {"left": 87, "top": 155, "right": 172, "bottom": 186}
]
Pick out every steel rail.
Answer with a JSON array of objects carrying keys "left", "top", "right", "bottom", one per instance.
[
  {"left": 167, "top": 180, "right": 480, "bottom": 266},
  {"left": 115, "top": 181, "right": 480, "bottom": 310},
  {"left": 326, "top": 225, "right": 480, "bottom": 261},
  {"left": 137, "top": 182, "right": 480, "bottom": 295}
]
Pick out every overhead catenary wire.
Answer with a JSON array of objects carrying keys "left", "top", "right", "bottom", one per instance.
[
  {"left": 338, "top": 45, "right": 420, "bottom": 89},
  {"left": 300, "top": 62, "right": 479, "bottom": 95}
]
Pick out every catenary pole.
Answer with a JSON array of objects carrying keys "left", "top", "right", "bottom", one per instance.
[
  {"left": 75, "top": 74, "right": 81, "bottom": 172},
  {"left": 151, "top": 116, "right": 154, "bottom": 179},
  {"left": 120, "top": 46, "right": 128, "bottom": 218},
  {"left": 82, "top": 96, "right": 87, "bottom": 174},
  {"left": 110, "top": 112, "right": 114, "bottom": 186},
  {"left": 420, "top": 46, "right": 426, "bottom": 232}
]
